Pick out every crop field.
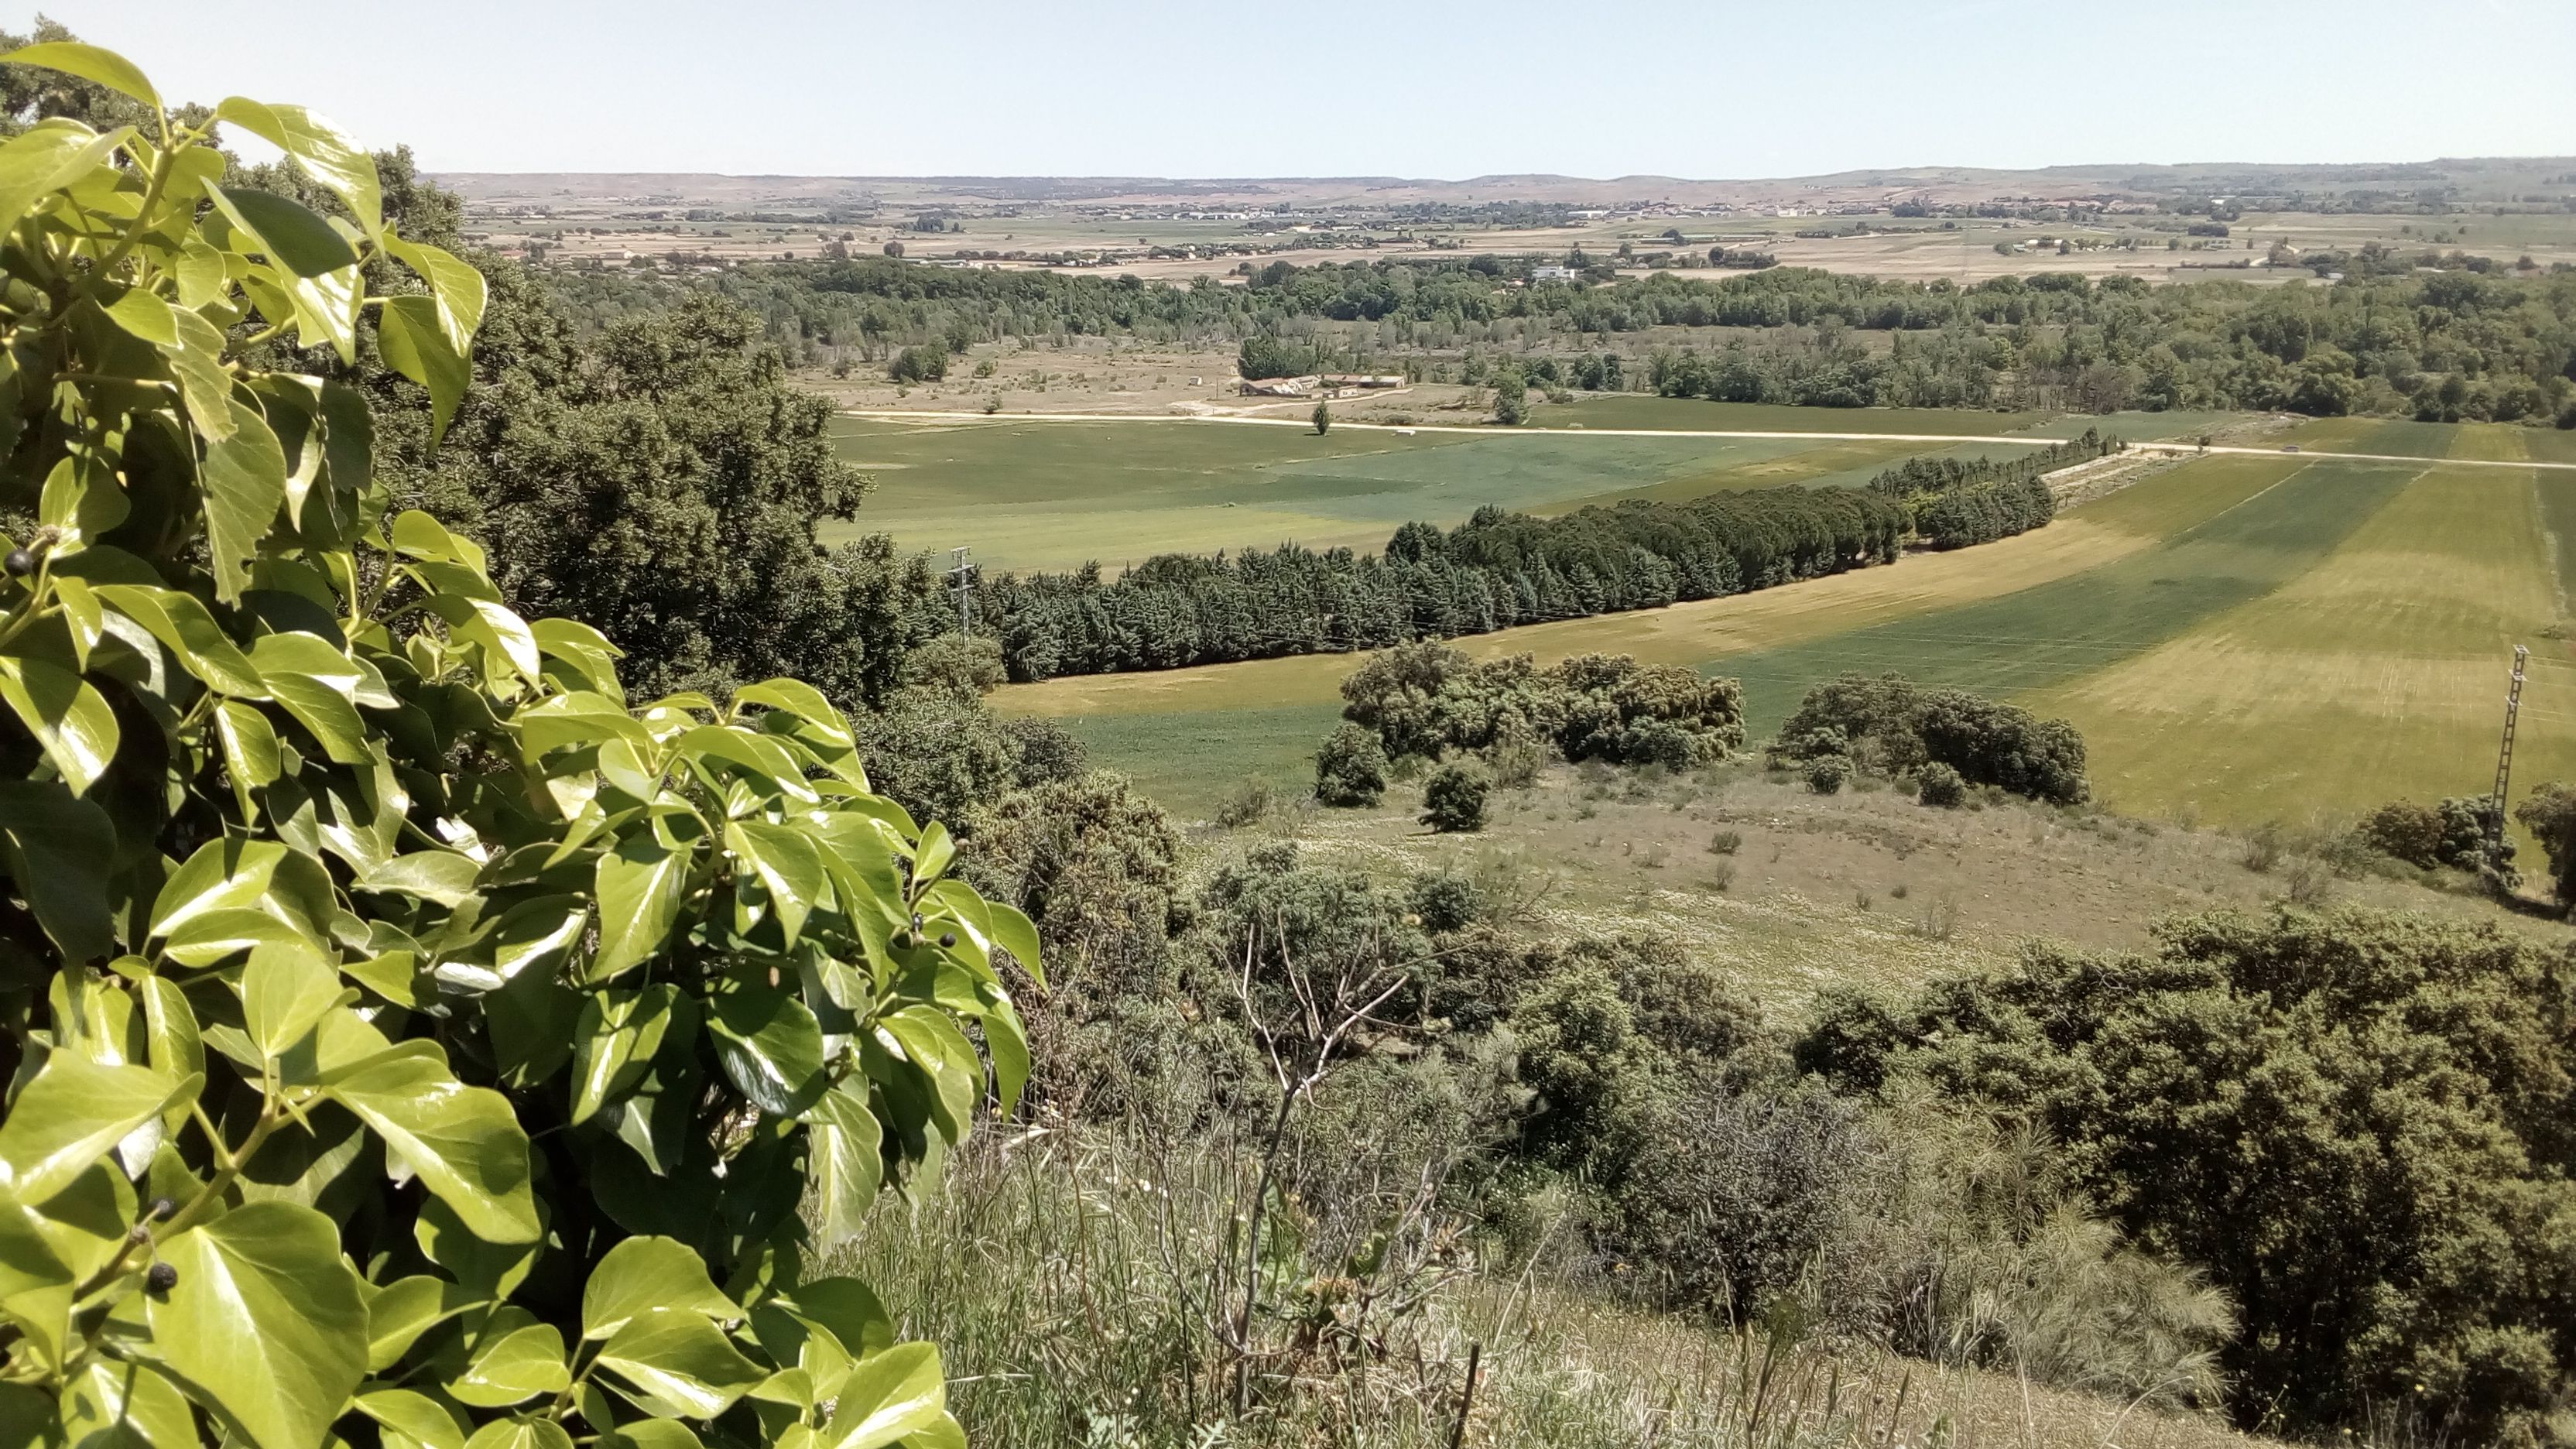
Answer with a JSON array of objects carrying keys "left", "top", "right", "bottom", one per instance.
[
  {"left": 831, "top": 400, "right": 2240, "bottom": 572},
  {"left": 998, "top": 418, "right": 2576, "bottom": 832}
]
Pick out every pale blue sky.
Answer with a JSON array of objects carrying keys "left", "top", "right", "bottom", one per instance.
[{"left": 29, "top": 1, "right": 2576, "bottom": 178}]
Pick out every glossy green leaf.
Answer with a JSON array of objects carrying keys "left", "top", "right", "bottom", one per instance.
[
  {"left": 248, "top": 631, "right": 368, "bottom": 764},
  {"left": 57, "top": 1357, "right": 195, "bottom": 1449},
  {"left": 204, "top": 182, "right": 358, "bottom": 278},
  {"left": 150, "top": 838, "right": 286, "bottom": 940},
  {"left": 0, "top": 653, "right": 118, "bottom": 797},
  {"left": 805, "top": 1076, "right": 884, "bottom": 1248},
  {"left": 570, "top": 984, "right": 683, "bottom": 1126},
  {"left": 986, "top": 899, "right": 1046, "bottom": 989},
  {"left": 580, "top": 1234, "right": 741, "bottom": 1341},
  {"left": 2, "top": 42, "right": 159, "bottom": 113},
  {"left": 150, "top": 1201, "right": 368, "bottom": 1449},
  {"left": 240, "top": 939, "right": 344, "bottom": 1060},
  {"left": 200, "top": 396, "right": 287, "bottom": 603},
  {"left": 211, "top": 98, "right": 379, "bottom": 238},
  {"left": 0, "top": 118, "right": 132, "bottom": 239},
  {"left": 912, "top": 821, "right": 956, "bottom": 889},
  {"left": 361, "top": 1274, "right": 476, "bottom": 1372},
  {"left": 728, "top": 818, "right": 829, "bottom": 945},
  {"left": 379, "top": 294, "right": 469, "bottom": 444},
  {"left": 356, "top": 851, "right": 481, "bottom": 907},
  {"left": 461, "top": 1419, "right": 574, "bottom": 1449},
  {"left": 384, "top": 235, "right": 487, "bottom": 351},
  {"left": 356, "top": 1388, "right": 468, "bottom": 1449},
  {"left": 324, "top": 1042, "right": 539, "bottom": 1244},
  {"left": 709, "top": 984, "right": 828, "bottom": 1118},
  {"left": 817, "top": 1342, "right": 948, "bottom": 1449},
  {"left": 0, "top": 779, "right": 115, "bottom": 960},
  {"left": 981, "top": 995, "right": 1032, "bottom": 1122},
  {"left": 214, "top": 700, "right": 282, "bottom": 821},
  {"left": 598, "top": 1424, "right": 704, "bottom": 1449},
  {"left": 94, "top": 584, "right": 266, "bottom": 697},
  {"left": 0, "top": 1053, "right": 190, "bottom": 1204},
  {"left": 447, "top": 1314, "right": 569, "bottom": 1407},
  {"left": 594, "top": 1306, "right": 768, "bottom": 1420},
  {"left": 588, "top": 832, "right": 687, "bottom": 983}
]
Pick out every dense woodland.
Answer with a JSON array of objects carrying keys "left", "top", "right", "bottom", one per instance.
[{"left": 550, "top": 252, "right": 2576, "bottom": 423}]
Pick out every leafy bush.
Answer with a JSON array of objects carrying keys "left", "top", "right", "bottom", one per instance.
[
  {"left": 1804, "top": 755, "right": 1852, "bottom": 795},
  {"left": 1420, "top": 762, "right": 1491, "bottom": 832},
  {"left": 1799, "top": 907, "right": 2576, "bottom": 1440},
  {"left": 1214, "top": 774, "right": 1279, "bottom": 828},
  {"left": 1775, "top": 673, "right": 2088, "bottom": 805},
  {"left": 1916, "top": 762, "right": 1965, "bottom": 807},
  {"left": 889, "top": 343, "right": 949, "bottom": 382},
  {"left": 2356, "top": 795, "right": 2509, "bottom": 876},
  {"left": 2514, "top": 780, "right": 2576, "bottom": 906},
  {"left": 1341, "top": 641, "right": 1742, "bottom": 772},
  {"left": 1313, "top": 722, "right": 1389, "bottom": 807},
  {"left": 0, "top": 46, "right": 1029, "bottom": 1447}
]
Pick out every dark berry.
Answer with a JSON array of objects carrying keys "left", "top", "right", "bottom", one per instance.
[
  {"left": 938, "top": 931, "right": 957, "bottom": 949},
  {"left": 146, "top": 1262, "right": 177, "bottom": 1293},
  {"left": 3, "top": 549, "right": 32, "bottom": 578},
  {"left": 147, "top": 1197, "right": 176, "bottom": 1221}
]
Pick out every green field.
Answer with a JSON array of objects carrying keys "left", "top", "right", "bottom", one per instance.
[
  {"left": 832, "top": 400, "right": 2245, "bottom": 573},
  {"left": 997, "top": 417, "right": 2576, "bottom": 832}
]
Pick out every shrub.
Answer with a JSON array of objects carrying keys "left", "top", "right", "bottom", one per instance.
[
  {"left": 1917, "top": 762, "right": 1966, "bottom": 807},
  {"left": 889, "top": 342, "right": 949, "bottom": 382},
  {"left": 1802, "top": 908, "right": 2576, "bottom": 1440},
  {"left": 1804, "top": 755, "right": 1852, "bottom": 794},
  {"left": 1421, "top": 762, "right": 1492, "bottom": 832},
  {"left": 1215, "top": 774, "right": 1279, "bottom": 827},
  {"left": 0, "top": 46, "right": 1017, "bottom": 1446},
  {"left": 2358, "top": 795, "right": 2509, "bottom": 876},
  {"left": 903, "top": 631, "right": 1009, "bottom": 697},
  {"left": 1341, "top": 641, "right": 1743, "bottom": 771},
  {"left": 2516, "top": 780, "right": 2576, "bottom": 905},
  {"left": 1000, "top": 714, "right": 1089, "bottom": 787},
  {"left": 1708, "top": 828, "right": 1743, "bottom": 855},
  {"left": 1776, "top": 673, "right": 2088, "bottom": 804},
  {"left": 1407, "top": 872, "right": 1483, "bottom": 933},
  {"left": 1313, "top": 721, "right": 1390, "bottom": 807},
  {"left": 1311, "top": 399, "right": 1331, "bottom": 434},
  {"left": 1486, "top": 725, "right": 1547, "bottom": 789}
]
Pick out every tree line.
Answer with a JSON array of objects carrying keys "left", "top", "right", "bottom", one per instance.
[
  {"left": 546, "top": 252, "right": 2576, "bottom": 425},
  {"left": 981, "top": 485, "right": 1908, "bottom": 681},
  {"left": 1865, "top": 427, "right": 2122, "bottom": 549}
]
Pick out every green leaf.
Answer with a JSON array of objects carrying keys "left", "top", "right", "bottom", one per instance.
[
  {"left": 379, "top": 294, "right": 470, "bottom": 445},
  {"left": 912, "top": 821, "right": 956, "bottom": 889},
  {"left": 356, "top": 1388, "right": 468, "bottom": 1449},
  {"left": 160, "top": 906, "right": 317, "bottom": 969},
  {"left": 324, "top": 1041, "right": 539, "bottom": 1245},
  {"left": 772, "top": 1278, "right": 896, "bottom": 1359},
  {"left": 0, "top": 779, "right": 115, "bottom": 960},
  {"left": 356, "top": 851, "right": 481, "bottom": 908},
  {"left": 200, "top": 396, "right": 287, "bottom": 604},
  {"left": 214, "top": 700, "right": 281, "bottom": 821},
  {"left": 149, "top": 1201, "right": 368, "bottom": 1449},
  {"left": 384, "top": 235, "right": 488, "bottom": 351},
  {"left": 0, "top": 1053, "right": 191, "bottom": 1204},
  {"left": 588, "top": 832, "right": 687, "bottom": 983},
  {"left": 981, "top": 995, "right": 1032, "bottom": 1122},
  {"left": 138, "top": 976, "right": 203, "bottom": 1125},
  {"left": 211, "top": 98, "right": 380, "bottom": 238},
  {"left": 150, "top": 838, "right": 286, "bottom": 940},
  {"left": 580, "top": 1235, "right": 741, "bottom": 1341},
  {"left": 414, "top": 1193, "right": 537, "bottom": 1302},
  {"left": 727, "top": 819, "right": 829, "bottom": 946},
  {"left": 447, "top": 1314, "right": 569, "bottom": 1407},
  {"left": 2, "top": 42, "right": 159, "bottom": 114},
  {"left": 204, "top": 182, "right": 358, "bottom": 278},
  {"left": 804, "top": 1077, "right": 883, "bottom": 1249},
  {"left": 709, "top": 983, "right": 828, "bottom": 1118},
  {"left": 594, "top": 1307, "right": 768, "bottom": 1420},
  {"left": 461, "top": 1419, "right": 574, "bottom": 1449},
  {"left": 598, "top": 1424, "right": 704, "bottom": 1449},
  {"left": 58, "top": 1358, "right": 195, "bottom": 1449},
  {"left": 0, "top": 652, "right": 118, "bottom": 796},
  {"left": 248, "top": 631, "right": 368, "bottom": 764},
  {"left": 0, "top": 118, "right": 132, "bottom": 240},
  {"left": 570, "top": 985, "right": 683, "bottom": 1126},
  {"left": 94, "top": 584, "right": 266, "bottom": 698},
  {"left": 817, "top": 1343, "right": 948, "bottom": 1449},
  {"left": 361, "top": 1274, "right": 477, "bottom": 1372},
  {"left": 240, "top": 940, "right": 344, "bottom": 1060},
  {"left": 986, "top": 899, "right": 1046, "bottom": 990}
]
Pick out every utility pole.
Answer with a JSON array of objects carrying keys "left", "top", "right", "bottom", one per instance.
[
  {"left": 2491, "top": 643, "right": 2530, "bottom": 852},
  {"left": 945, "top": 546, "right": 978, "bottom": 636}
]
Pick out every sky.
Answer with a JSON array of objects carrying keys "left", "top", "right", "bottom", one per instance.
[{"left": 27, "top": 1, "right": 2576, "bottom": 180}]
